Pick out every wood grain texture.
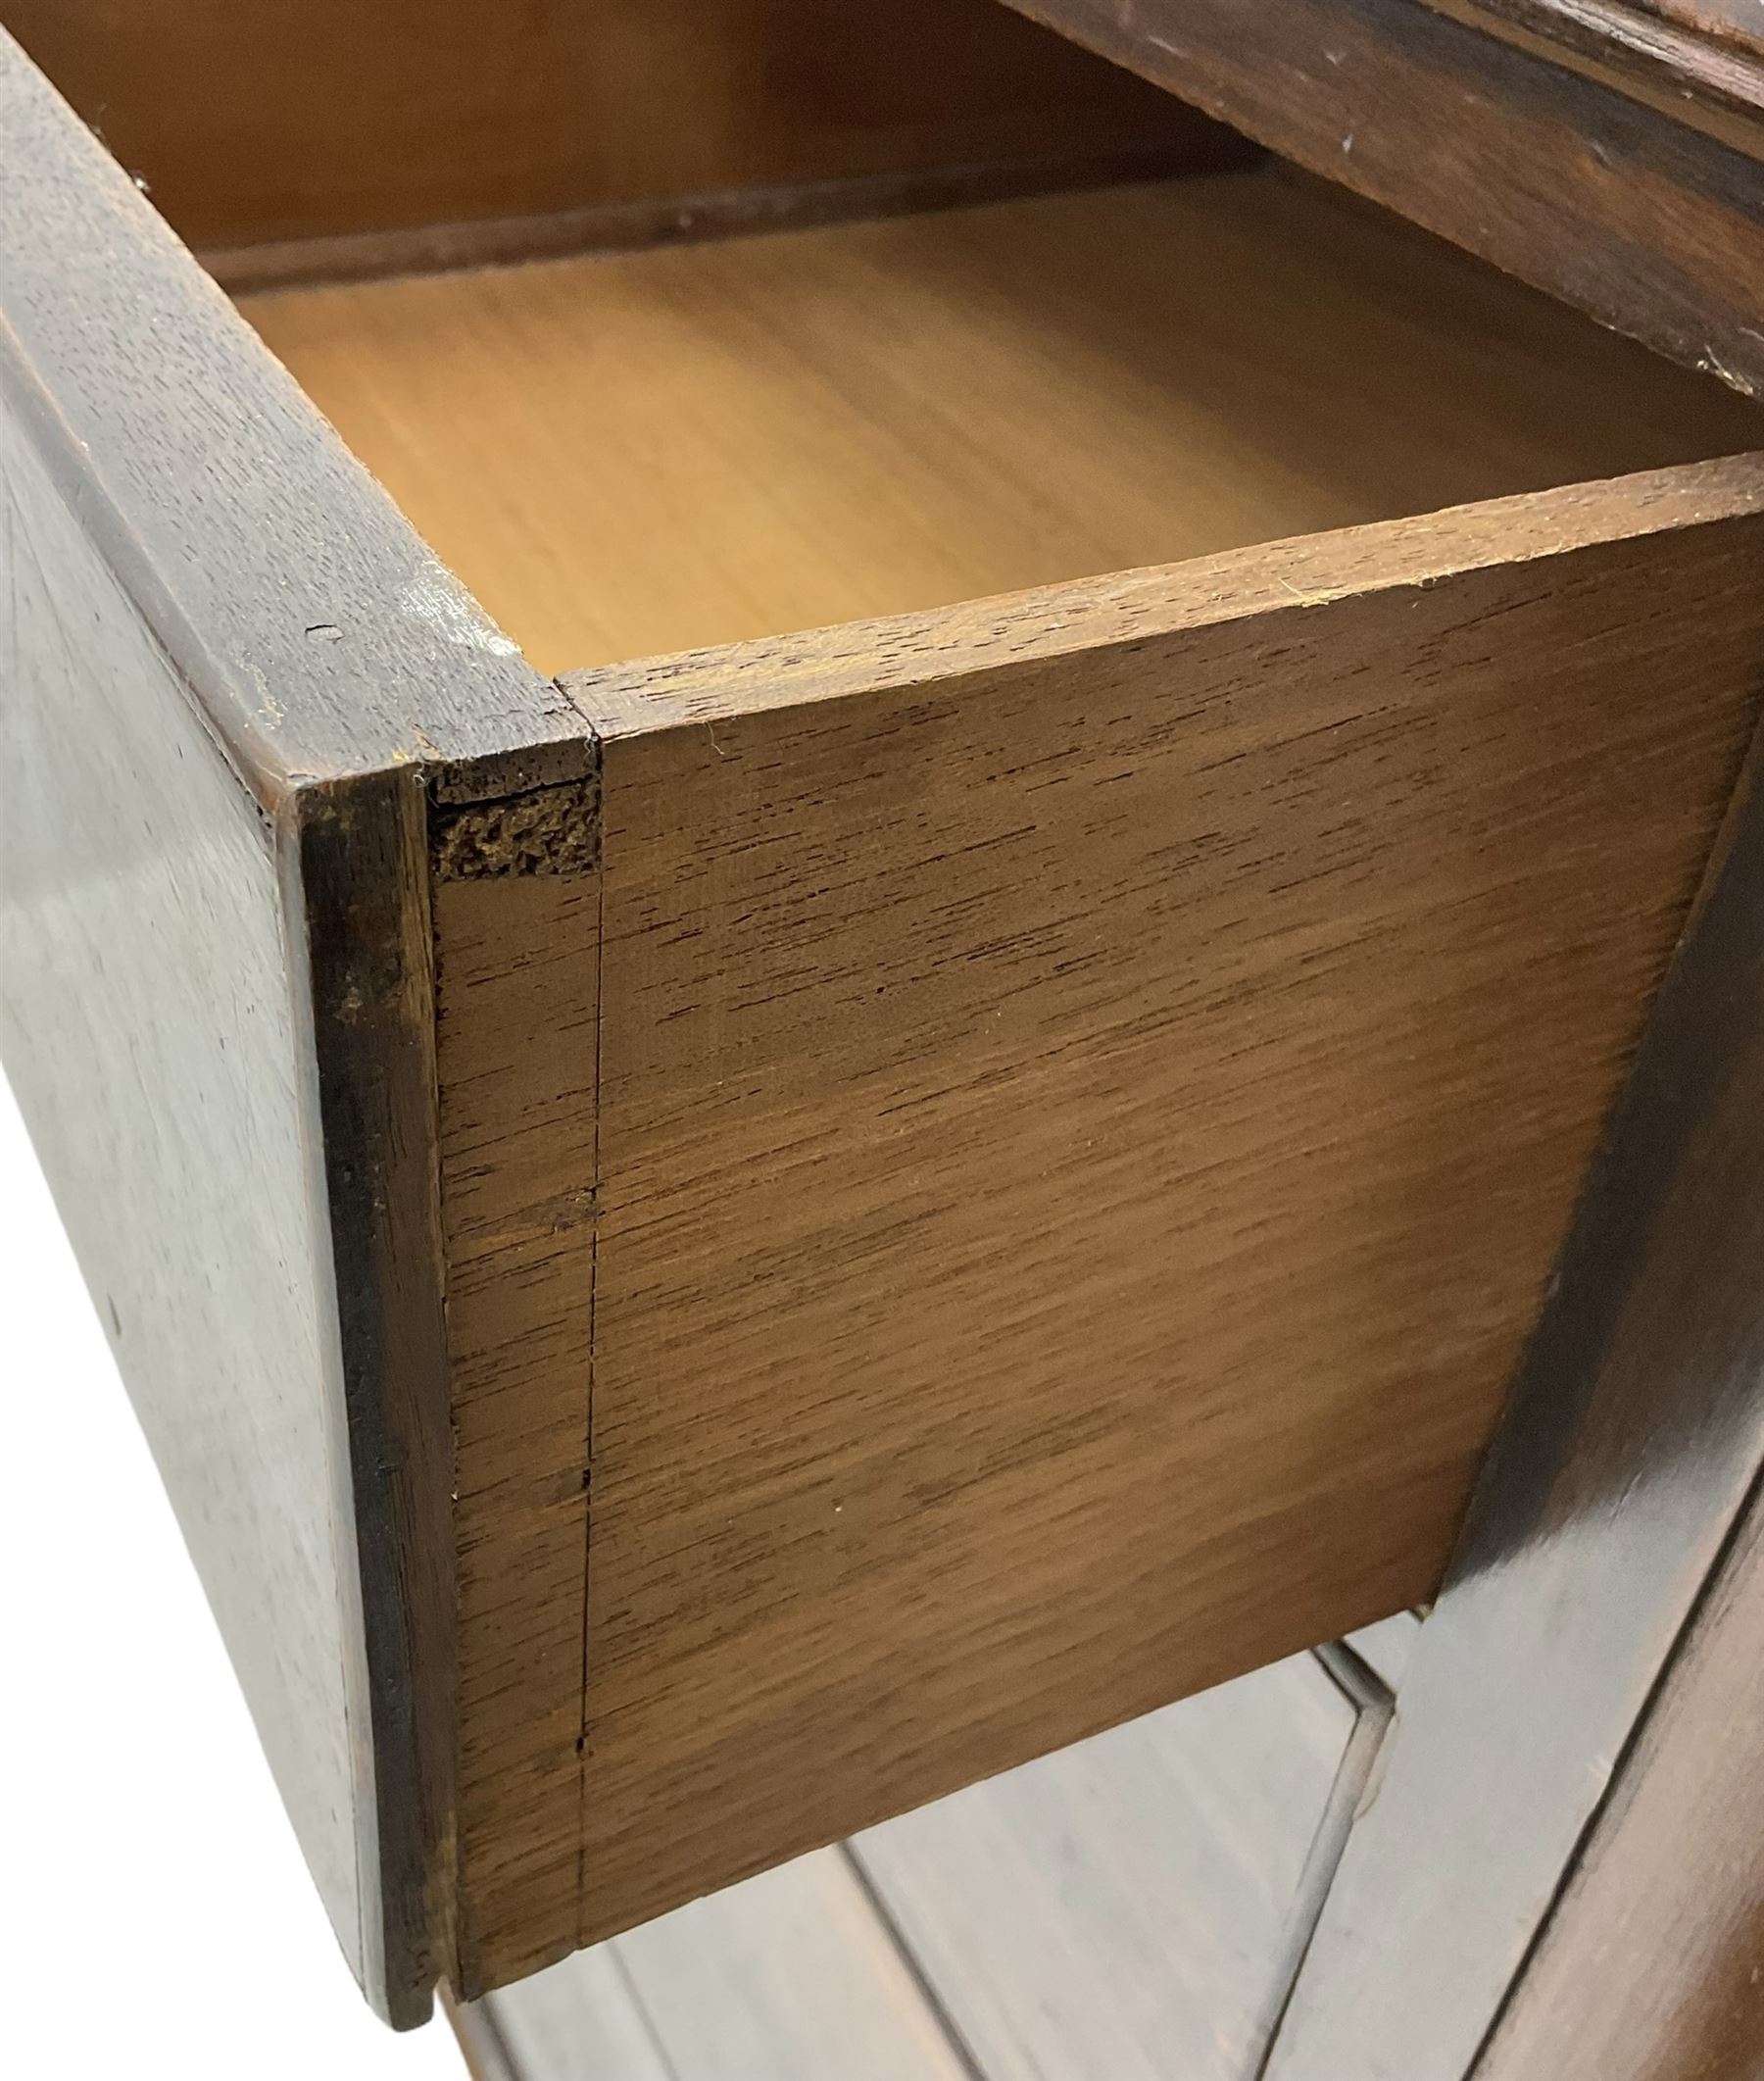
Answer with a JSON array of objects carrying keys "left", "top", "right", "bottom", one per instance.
[
  {"left": 431, "top": 812, "right": 603, "bottom": 1992},
  {"left": 1423, "top": 0, "right": 1764, "bottom": 148},
  {"left": 7, "top": 0, "right": 1224, "bottom": 262},
  {"left": 1480, "top": 1485, "right": 1764, "bottom": 2081},
  {"left": 1263, "top": 560, "right": 1764, "bottom": 2080},
  {"left": 1004, "top": 0, "right": 1764, "bottom": 394},
  {"left": 418, "top": 461, "right": 1764, "bottom": 1985},
  {"left": 573, "top": 459, "right": 1764, "bottom": 728},
  {"left": 244, "top": 169, "right": 1764, "bottom": 677},
  {"left": 386, "top": 175, "right": 1761, "bottom": 1986},
  {"left": 21, "top": 6, "right": 1764, "bottom": 2028}
]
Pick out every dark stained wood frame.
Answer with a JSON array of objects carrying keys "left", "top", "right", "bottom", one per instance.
[
  {"left": 1002, "top": 0, "right": 1764, "bottom": 394},
  {"left": 1423, "top": 0, "right": 1764, "bottom": 152}
]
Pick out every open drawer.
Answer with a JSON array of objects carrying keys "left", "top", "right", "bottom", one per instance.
[{"left": 4, "top": 0, "right": 1763, "bottom": 2028}]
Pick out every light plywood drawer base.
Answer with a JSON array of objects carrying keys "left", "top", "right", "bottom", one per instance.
[{"left": 4, "top": 2, "right": 1762, "bottom": 2023}]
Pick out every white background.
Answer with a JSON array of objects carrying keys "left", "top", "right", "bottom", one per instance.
[{"left": 0, "top": 1068, "right": 466, "bottom": 2081}]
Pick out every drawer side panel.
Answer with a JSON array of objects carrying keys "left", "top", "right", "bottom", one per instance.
[{"left": 572, "top": 482, "right": 1764, "bottom": 1950}]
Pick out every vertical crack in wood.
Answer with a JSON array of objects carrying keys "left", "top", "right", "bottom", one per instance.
[{"left": 578, "top": 755, "right": 607, "bottom": 1955}]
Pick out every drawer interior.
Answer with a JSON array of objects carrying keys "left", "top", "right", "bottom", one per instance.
[
  {"left": 237, "top": 151, "right": 1764, "bottom": 1994},
  {"left": 241, "top": 162, "right": 1762, "bottom": 674}
]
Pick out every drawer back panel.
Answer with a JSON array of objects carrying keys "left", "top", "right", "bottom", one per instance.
[{"left": 4, "top": 0, "right": 1234, "bottom": 279}]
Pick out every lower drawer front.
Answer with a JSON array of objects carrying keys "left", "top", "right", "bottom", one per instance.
[{"left": 466, "top": 1641, "right": 1396, "bottom": 2081}]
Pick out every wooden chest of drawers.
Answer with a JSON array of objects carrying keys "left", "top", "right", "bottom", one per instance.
[{"left": 5, "top": 1, "right": 1763, "bottom": 2065}]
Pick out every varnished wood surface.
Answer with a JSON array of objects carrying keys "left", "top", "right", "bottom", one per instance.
[
  {"left": 1420, "top": 0, "right": 1764, "bottom": 151},
  {"left": 1480, "top": 1486, "right": 1764, "bottom": 2080},
  {"left": 295, "top": 768, "right": 461, "bottom": 2015},
  {"left": 243, "top": 170, "right": 1763, "bottom": 677},
  {"left": 1263, "top": 562, "right": 1764, "bottom": 2078},
  {"left": 6, "top": 0, "right": 1222, "bottom": 264},
  {"left": 1004, "top": 0, "right": 1764, "bottom": 394},
  {"left": 471, "top": 1651, "right": 1360, "bottom": 2081},
  {"left": 17, "top": 3, "right": 1764, "bottom": 2031},
  {"left": 574, "top": 469, "right": 1764, "bottom": 1958},
  {"left": 391, "top": 170, "right": 1752, "bottom": 1982},
  {"left": 428, "top": 459, "right": 1764, "bottom": 1985}
]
